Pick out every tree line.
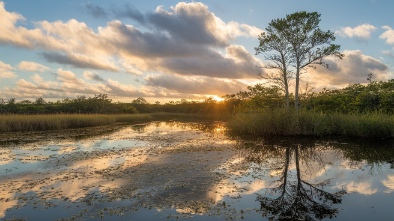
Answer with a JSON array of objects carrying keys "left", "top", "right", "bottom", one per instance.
[
  {"left": 0, "top": 94, "right": 137, "bottom": 114},
  {"left": 0, "top": 94, "right": 238, "bottom": 115},
  {"left": 1, "top": 78, "right": 393, "bottom": 115}
]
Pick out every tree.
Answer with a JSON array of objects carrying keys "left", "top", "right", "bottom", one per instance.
[
  {"left": 7, "top": 98, "right": 16, "bottom": 105},
  {"left": 255, "top": 26, "right": 293, "bottom": 108},
  {"left": 237, "top": 140, "right": 346, "bottom": 221},
  {"left": 20, "top": 100, "right": 32, "bottom": 104},
  {"left": 35, "top": 97, "right": 46, "bottom": 105},
  {"left": 257, "top": 146, "right": 346, "bottom": 221},
  {"left": 260, "top": 11, "right": 343, "bottom": 112},
  {"left": 132, "top": 97, "right": 148, "bottom": 105}
]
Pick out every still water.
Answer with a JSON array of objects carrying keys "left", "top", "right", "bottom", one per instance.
[{"left": 0, "top": 121, "right": 393, "bottom": 220}]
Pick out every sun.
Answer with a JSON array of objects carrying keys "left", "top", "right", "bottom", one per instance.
[{"left": 212, "top": 95, "right": 224, "bottom": 102}]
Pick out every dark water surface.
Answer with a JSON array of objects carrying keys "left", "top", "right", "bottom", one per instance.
[{"left": 0, "top": 121, "right": 393, "bottom": 220}]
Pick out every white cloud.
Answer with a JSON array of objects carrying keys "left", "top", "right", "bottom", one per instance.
[
  {"left": 345, "top": 181, "right": 377, "bottom": 195},
  {"left": 149, "top": 2, "right": 262, "bottom": 46},
  {"left": 336, "top": 24, "right": 376, "bottom": 40},
  {"left": 18, "top": 61, "right": 49, "bottom": 72},
  {"left": 0, "top": 2, "right": 262, "bottom": 79},
  {"left": 307, "top": 50, "right": 392, "bottom": 90},
  {"left": 380, "top": 25, "right": 394, "bottom": 45},
  {"left": 0, "top": 60, "right": 16, "bottom": 79},
  {"left": 382, "top": 175, "right": 394, "bottom": 193}
]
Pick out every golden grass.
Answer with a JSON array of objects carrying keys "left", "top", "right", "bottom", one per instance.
[
  {"left": 0, "top": 113, "right": 228, "bottom": 133},
  {"left": 228, "top": 109, "right": 394, "bottom": 138},
  {"left": 0, "top": 114, "right": 153, "bottom": 132}
]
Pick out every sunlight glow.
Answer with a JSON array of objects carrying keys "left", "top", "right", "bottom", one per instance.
[{"left": 212, "top": 95, "right": 224, "bottom": 102}]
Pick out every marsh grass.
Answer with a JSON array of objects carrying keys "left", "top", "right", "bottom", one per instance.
[
  {"left": 0, "top": 113, "right": 228, "bottom": 133},
  {"left": 228, "top": 109, "right": 394, "bottom": 138},
  {"left": 0, "top": 114, "right": 153, "bottom": 132}
]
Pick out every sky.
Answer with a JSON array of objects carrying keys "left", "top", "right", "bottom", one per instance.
[{"left": 0, "top": 0, "right": 394, "bottom": 103}]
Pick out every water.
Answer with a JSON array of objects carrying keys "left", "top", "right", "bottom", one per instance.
[{"left": 0, "top": 121, "right": 393, "bottom": 220}]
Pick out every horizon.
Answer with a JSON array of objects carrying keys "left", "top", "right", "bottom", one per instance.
[{"left": 0, "top": 0, "right": 393, "bottom": 103}]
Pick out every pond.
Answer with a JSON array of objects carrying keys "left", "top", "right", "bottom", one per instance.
[{"left": 0, "top": 121, "right": 393, "bottom": 221}]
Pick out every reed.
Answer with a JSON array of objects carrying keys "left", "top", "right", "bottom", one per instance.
[
  {"left": 228, "top": 109, "right": 394, "bottom": 138},
  {"left": 0, "top": 113, "right": 226, "bottom": 133},
  {"left": 0, "top": 114, "right": 153, "bottom": 132}
]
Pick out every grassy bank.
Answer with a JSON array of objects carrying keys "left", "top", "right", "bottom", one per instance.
[
  {"left": 228, "top": 109, "right": 394, "bottom": 138},
  {"left": 0, "top": 113, "right": 229, "bottom": 133},
  {"left": 0, "top": 114, "right": 153, "bottom": 132}
]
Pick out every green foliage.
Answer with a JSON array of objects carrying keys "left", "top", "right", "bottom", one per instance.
[
  {"left": 229, "top": 81, "right": 394, "bottom": 138},
  {"left": 305, "top": 80, "right": 394, "bottom": 114},
  {"left": 0, "top": 94, "right": 138, "bottom": 114},
  {"left": 260, "top": 11, "right": 343, "bottom": 111}
]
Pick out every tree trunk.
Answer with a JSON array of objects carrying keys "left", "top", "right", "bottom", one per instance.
[
  {"left": 284, "top": 73, "right": 290, "bottom": 109},
  {"left": 295, "top": 63, "right": 300, "bottom": 113}
]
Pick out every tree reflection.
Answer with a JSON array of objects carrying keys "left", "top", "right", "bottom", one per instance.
[{"left": 237, "top": 139, "right": 346, "bottom": 221}]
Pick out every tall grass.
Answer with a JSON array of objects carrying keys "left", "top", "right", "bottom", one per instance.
[
  {"left": 0, "top": 114, "right": 153, "bottom": 132},
  {"left": 0, "top": 112, "right": 228, "bottom": 133},
  {"left": 228, "top": 109, "right": 394, "bottom": 138}
]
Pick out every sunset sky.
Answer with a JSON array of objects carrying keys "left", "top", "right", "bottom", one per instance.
[{"left": 1, "top": 0, "right": 394, "bottom": 103}]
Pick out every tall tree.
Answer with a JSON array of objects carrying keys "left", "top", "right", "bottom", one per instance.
[
  {"left": 255, "top": 27, "right": 293, "bottom": 108},
  {"left": 258, "top": 11, "right": 343, "bottom": 112}
]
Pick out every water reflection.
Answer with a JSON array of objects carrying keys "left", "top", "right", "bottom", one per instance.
[
  {"left": 235, "top": 137, "right": 394, "bottom": 221},
  {"left": 1, "top": 122, "right": 394, "bottom": 220},
  {"left": 0, "top": 121, "right": 237, "bottom": 220}
]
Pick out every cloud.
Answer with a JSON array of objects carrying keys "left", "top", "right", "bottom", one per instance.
[
  {"left": 84, "top": 3, "right": 108, "bottom": 18},
  {"left": 380, "top": 25, "right": 394, "bottom": 45},
  {"left": 0, "top": 1, "right": 31, "bottom": 48},
  {"left": 83, "top": 71, "right": 105, "bottom": 82},
  {"left": 0, "top": 2, "right": 262, "bottom": 80},
  {"left": 336, "top": 24, "right": 376, "bottom": 41},
  {"left": 84, "top": 3, "right": 145, "bottom": 23},
  {"left": 307, "top": 50, "right": 392, "bottom": 89},
  {"left": 0, "top": 68, "right": 154, "bottom": 99},
  {"left": 18, "top": 61, "right": 49, "bottom": 72},
  {"left": 345, "top": 181, "right": 377, "bottom": 195},
  {"left": 382, "top": 50, "right": 394, "bottom": 58},
  {"left": 147, "top": 2, "right": 261, "bottom": 46},
  {"left": 382, "top": 175, "right": 394, "bottom": 193},
  {"left": 41, "top": 52, "right": 119, "bottom": 72},
  {"left": 0, "top": 2, "right": 265, "bottom": 100},
  {"left": 112, "top": 4, "right": 145, "bottom": 24},
  {"left": 0, "top": 60, "right": 16, "bottom": 79},
  {"left": 145, "top": 74, "right": 247, "bottom": 95},
  {"left": 159, "top": 45, "right": 262, "bottom": 79}
]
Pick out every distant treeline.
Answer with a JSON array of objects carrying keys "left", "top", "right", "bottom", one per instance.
[
  {"left": 1, "top": 79, "right": 393, "bottom": 115},
  {"left": 0, "top": 94, "right": 239, "bottom": 116}
]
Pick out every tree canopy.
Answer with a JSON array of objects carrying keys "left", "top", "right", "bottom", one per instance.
[{"left": 256, "top": 11, "right": 343, "bottom": 111}]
